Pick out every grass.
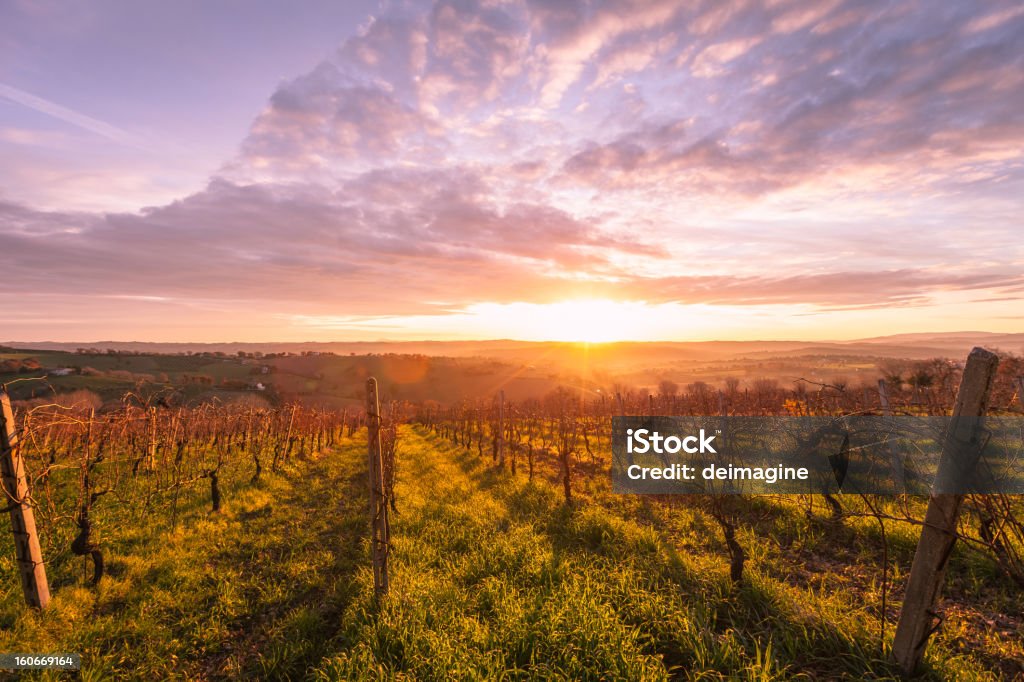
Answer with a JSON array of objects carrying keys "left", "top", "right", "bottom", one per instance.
[
  {"left": 1, "top": 426, "right": 1021, "bottom": 680},
  {"left": 0, "top": 438, "right": 370, "bottom": 680}
]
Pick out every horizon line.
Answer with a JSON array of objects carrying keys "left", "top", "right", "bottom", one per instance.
[{"left": 2, "top": 330, "right": 1016, "bottom": 348}]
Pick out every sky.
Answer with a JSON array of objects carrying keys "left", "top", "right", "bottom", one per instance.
[{"left": 1, "top": 0, "right": 1023, "bottom": 343}]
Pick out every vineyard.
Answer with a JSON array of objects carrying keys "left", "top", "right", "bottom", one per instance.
[{"left": 1, "top": 353, "right": 1023, "bottom": 680}]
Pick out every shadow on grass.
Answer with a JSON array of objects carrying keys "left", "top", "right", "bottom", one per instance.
[
  {"left": 193, "top": 451, "right": 371, "bottom": 680},
  {"left": 423, "top": 429, "right": 912, "bottom": 680}
]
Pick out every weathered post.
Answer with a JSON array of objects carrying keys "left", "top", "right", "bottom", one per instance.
[
  {"left": 285, "top": 404, "right": 297, "bottom": 461},
  {"left": 1015, "top": 376, "right": 1024, "bottom": 411},
  {"left": 0, "top": 390, "right": 50, "bottom": 609},
  {"left": 365, "top": 378, "right": 389, "bottom": 599},
  {"left": 891, "top": 347, "right": 999, "bottom": 675},
  {"left": 497, "top": 390, "right": 505, "bottom": 468},
  {"left": 147, "top": 406, "right": 157, "bottom": 471}
]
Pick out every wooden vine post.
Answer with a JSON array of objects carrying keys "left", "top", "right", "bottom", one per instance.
[
  {"left": 891, "top": 347, "right": 999, "bottom": 675},
  {"left": 498, "top": 390, "right": 505, "bottom": 468},
  {"left": 0, "top": 390, "right": 50, "bottom": 609},
  {"left": 147, "top": 406, "right": 158, "bottom": 471},
  {"left": 365, "top": 378, "right": 390, "bottom": 599}
]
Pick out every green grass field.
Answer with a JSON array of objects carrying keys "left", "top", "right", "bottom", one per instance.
[{"left": 1, "top": 426, "right": 1021, "bottom": 680}]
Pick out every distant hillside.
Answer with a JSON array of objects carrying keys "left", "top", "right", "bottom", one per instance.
[
  {"left": 3, "top": 331, "right": 1021, "bottom": 407},
  {"left": 847, "top": 332, "right": 1024, "bottom": 356},
  {"left": 5, "top": 332, "right": 1022, "bottom": 364}
]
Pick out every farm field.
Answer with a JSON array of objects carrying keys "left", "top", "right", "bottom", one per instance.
[{"left": 3, "top": 423, "right": 1021, "bottom": 680}]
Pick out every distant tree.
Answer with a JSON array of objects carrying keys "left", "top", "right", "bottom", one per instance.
[
  {"left": 908, "top": 363, "right": 935, "bottom": 389},
  {"left": 687, "top": 381, "right": 711, "bottom": 397},
  {"left": 879, "top": 361, "right": 906, "bottom": 389},
  {"left": 752, "top": 378, "right": 778, "bottom": 396},
  {"left": 658, "top": 379, "right": 679, "bottom": 397}
]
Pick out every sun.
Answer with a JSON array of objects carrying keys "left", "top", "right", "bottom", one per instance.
[
  {"left": 540, "top": 300, "right": 629, "bottom": 342},
  {"left": 486, "top": 299, "right": 644, "bottom": 343}
]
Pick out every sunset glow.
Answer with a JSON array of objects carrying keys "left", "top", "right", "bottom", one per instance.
[
  {"left": 475, "top": 300, "right": 667, "bottom": 343},
  {"left": 287, "top": 300, "right": 706, "bottom": 343}
]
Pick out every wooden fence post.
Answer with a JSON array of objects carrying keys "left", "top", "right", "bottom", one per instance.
[
  {"left": 147, "top": 406, "right": 157, "bottom": 471},
  {"left": 0, "top": 390, "right": 50, "bottom": 609},
  {"left": 1015, "top": 376, "right": 1024, "bottom": 411},
  {"left": 498, "top": 390, "right": 505, "bottom": 468},
  {"left": 890, "top": 347, "right": 999, "bottom": 675},
  {"left": 285, "top": 404, "right": 297, "bottom": 461},
  {"left": 365, "top": 378, "right": 389, "bottom": 599}
]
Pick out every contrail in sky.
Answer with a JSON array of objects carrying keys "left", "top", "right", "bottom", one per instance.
[{"left": 0, "top": 81, "right": 143, "bottom": 148}]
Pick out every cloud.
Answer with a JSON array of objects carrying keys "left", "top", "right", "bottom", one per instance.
[
  {"left": 236, "top": 62, "right": 441, "bottom": 177},
  {"left": 2, "top": 180, "right": 1020, "bottom": 318},
  {"left": 235, "top": 0, "right": 538, "bottom": 178},
  {"left": 963, "top": 4, "right": 1024, "bottom": 34},
  {"left": 231, "top": 0, "right": 1024, "bottom": 201},
  {"left": 616, "top": 270, "right": 1024, "bottom": 308},
  {"left": 555, "top": 0, "right": 1024, "bottom": 197},
  {"left": 690, "top": 36, "right": 763, "bottom": 78},
  {"left": 530, "top": 0, "right": 683, "bottom": 106},
  {"left": 0, "top": 169, "right": 663, "bottom": 312},
  {"left": 419, "top": 0, "right": 530, "bottom": 112}
]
